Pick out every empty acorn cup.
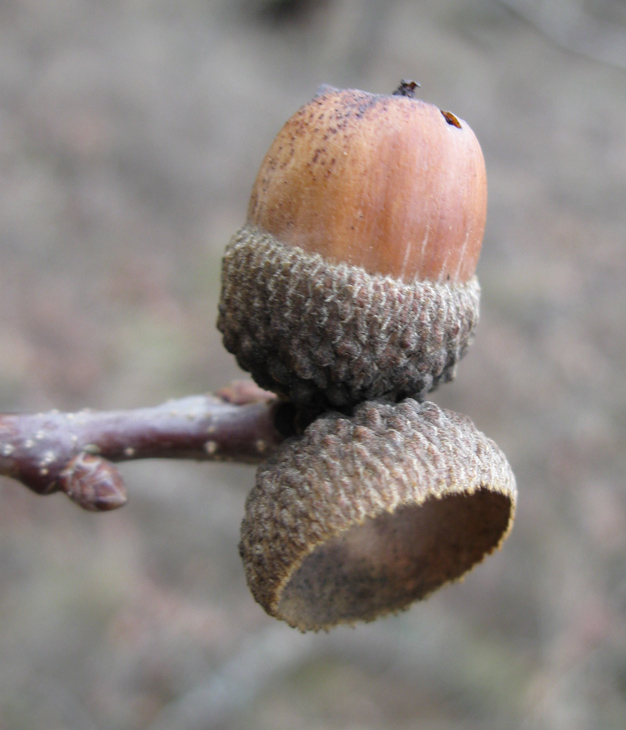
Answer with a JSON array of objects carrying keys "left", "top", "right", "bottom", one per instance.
[{"left": 239, "top": 398, "right": 516, "bottom": 631}]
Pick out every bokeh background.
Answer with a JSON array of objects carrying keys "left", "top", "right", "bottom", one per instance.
[{"left": 1, "top": 0, "right": 625, "bottom": 728}]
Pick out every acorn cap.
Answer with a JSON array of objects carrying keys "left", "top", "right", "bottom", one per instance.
[
  {"left": 218, "top": 227, "right": 480, "bottom": 408},
  {"left": 239, "top": 398, "right": 516, "bottom": 631},
  {"left": 218, "top": 84, "right": 486, "bottom": 408}
]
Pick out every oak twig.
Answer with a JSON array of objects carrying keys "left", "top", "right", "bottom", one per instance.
[{"left": 0, "top": 382, "right": 285, "bottom": 512}]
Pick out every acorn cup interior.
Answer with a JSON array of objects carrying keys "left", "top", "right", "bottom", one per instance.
[
  {"left": 277, "top": 488, "right": 512, "bottom": 630},
  {"left": 239, "top": 399, "right": 517, "bottom": 632}
]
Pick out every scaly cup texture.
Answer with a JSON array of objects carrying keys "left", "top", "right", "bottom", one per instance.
[
  {"left": 219, "top": 228, "right": 480, "bottom": 407},
  {"left": 218, "top": 85, "right": 487, "bottom": 408},
  {"left": 240, "top": 398, "right": 516, "bottom": 631}
]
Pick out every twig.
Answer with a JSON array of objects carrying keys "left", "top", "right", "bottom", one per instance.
[{"left": 0, "top": 382, "right": 285, "bottom": 512}]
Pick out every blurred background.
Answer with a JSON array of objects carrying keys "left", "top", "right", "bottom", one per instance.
[{"left": 0, "top": 0, "right": 625, "bottom": 728}]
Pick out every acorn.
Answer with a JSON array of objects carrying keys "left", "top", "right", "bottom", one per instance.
[
  {"left": 239, "top": 398, "right": 516, "bottom": 631},
  {"left": 218, "top": 81, "right": 487, "bottom": 409}
]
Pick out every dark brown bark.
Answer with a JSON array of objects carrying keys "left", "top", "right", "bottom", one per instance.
[{"left": 0, "top": 382, "right": 284, "bottom": 511}]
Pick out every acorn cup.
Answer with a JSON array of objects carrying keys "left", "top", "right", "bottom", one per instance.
[
  {"left": 217, "top": 82, "right": 487, "bottom": 409},
  {"left": 239, "top": 399, "right": 516, "bottom": 631}
]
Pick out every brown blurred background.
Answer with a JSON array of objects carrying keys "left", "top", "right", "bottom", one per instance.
[{"left": 0, "top": 0, "right": 625, "bottom": 728}]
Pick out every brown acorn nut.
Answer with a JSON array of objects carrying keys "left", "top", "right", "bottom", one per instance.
[
  {"left": 218, "top": 83, "right": 486, "bottom": 408},
  {"left": 249, "top": 82, "right": 486, "bottom": 284},
  {"left": 239, "top": 398, "right": 516, "bottom": 632}
]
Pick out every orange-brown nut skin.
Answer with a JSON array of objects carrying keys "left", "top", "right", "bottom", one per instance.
[{"left": 247, "top": 87, "right": 487, "bottom": 284}]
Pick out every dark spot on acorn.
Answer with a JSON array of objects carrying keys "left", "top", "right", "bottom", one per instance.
[{"left": 441, "top": 110, "right": 462, "bottom": 128}]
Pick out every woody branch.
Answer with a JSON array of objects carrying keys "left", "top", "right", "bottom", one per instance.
[{"left": 0, "top": 381, "right": 285, "bottom": 512}]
